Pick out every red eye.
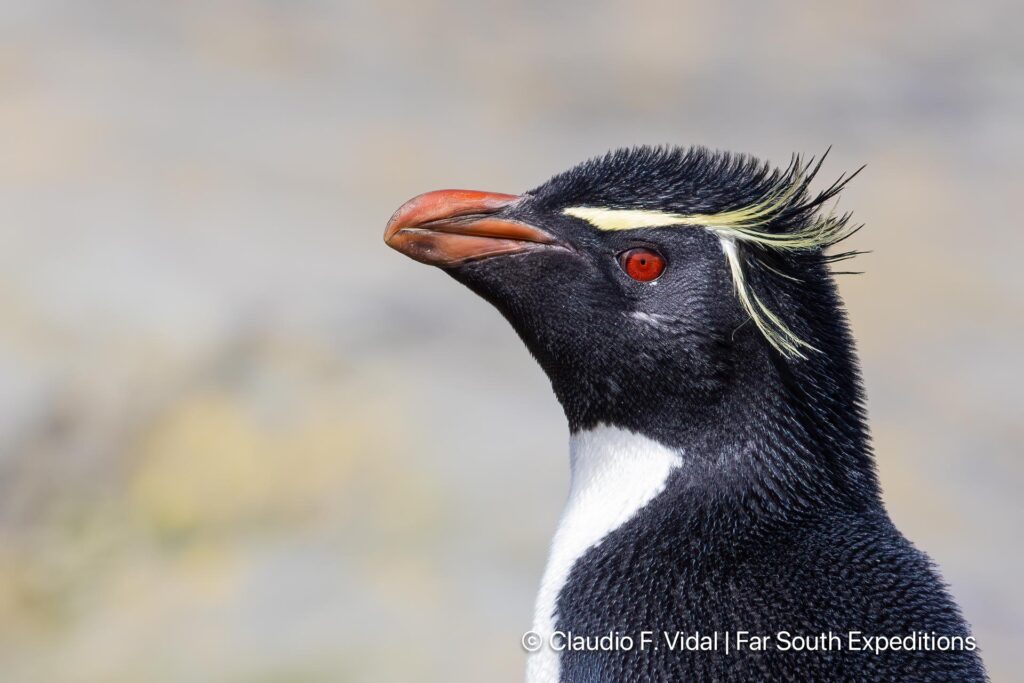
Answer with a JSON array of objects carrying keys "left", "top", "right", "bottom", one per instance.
[{"left": 618, "top": 248, "right": 666, "bottom": 282}]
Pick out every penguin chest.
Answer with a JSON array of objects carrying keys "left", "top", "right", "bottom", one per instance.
[{"left": 526, "top": 425, "right": 682, "bottom": 683}]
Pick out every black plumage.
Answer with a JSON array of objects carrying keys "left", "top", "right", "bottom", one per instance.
[{"left": 385, "top": 146, "right": 987, "bottom": 682}]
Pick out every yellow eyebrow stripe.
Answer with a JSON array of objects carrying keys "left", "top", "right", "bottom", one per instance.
[
  {"left": 563, "top": 195, "right": 850, "bottom": 252},
  {"left": 562, "top": 207, "right": 692, "bottom": 231},
  {"left": 562, "top": 178, "right": 800, "bottom": 235}
]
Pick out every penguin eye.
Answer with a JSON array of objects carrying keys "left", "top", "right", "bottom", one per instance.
[{"left": 618, "top": 248, "right": 665, "bottom": 282}]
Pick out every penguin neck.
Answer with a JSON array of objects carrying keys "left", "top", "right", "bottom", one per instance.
[
  {"left": 559, "top": 342, "right": 881, "bottom": 519},
  {"left": 528, "top": 352, "right": 879, "bottom": 682}
]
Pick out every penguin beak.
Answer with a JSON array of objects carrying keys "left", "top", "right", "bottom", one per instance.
[{"left": 384, "top": 189, "right": 559, "bottom": 267}]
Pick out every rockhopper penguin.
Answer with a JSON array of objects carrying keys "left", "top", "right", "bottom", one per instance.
[{"left": 384, "top": 147, "right": 987, "bottom": 682}]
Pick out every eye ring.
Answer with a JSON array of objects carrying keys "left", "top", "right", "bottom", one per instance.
[{"left": 617, "top": 248, "right": 666, "bottom": 282}]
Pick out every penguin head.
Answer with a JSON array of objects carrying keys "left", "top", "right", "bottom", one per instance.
[{"left": 385, "top": 147, "right": 861, "bottom": 432}]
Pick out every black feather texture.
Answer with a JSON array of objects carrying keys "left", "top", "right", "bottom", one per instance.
[{"left": 427, "top": 146, "right": 988, "bottom": 682}]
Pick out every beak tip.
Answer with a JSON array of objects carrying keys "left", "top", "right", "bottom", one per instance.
[{"left": 383, "top": 215, "right": 400, "bottom": 247}]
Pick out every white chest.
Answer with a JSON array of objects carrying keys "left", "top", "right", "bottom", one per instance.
[{"left": 526, "top": 425, "right": 682, "bottom": 683}]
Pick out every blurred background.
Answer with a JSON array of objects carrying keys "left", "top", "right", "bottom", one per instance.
[{"left": 0, "top": 1, "right": 1021, "bottom": 681}]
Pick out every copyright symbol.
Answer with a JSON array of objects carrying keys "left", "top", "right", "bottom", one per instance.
[{"left": 522, "top": 630, "right": 543, "bottom": 652}]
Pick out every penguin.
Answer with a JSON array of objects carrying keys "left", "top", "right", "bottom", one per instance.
[{"left": 383, "top": 147, "right": 987, "bottom": 682}]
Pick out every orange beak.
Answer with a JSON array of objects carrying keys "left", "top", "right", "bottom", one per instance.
[{"left": 384, "top": 189, "right": 558, "bottom": 267}]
